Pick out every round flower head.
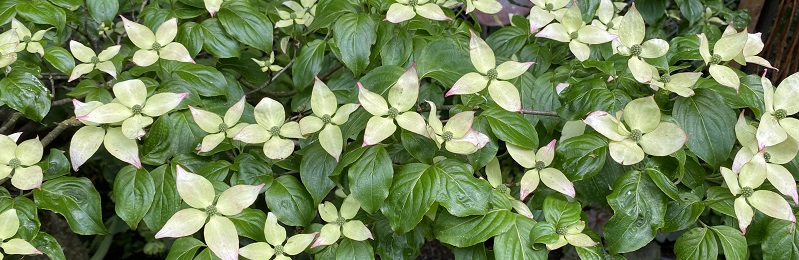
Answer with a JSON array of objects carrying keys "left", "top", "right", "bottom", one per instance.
[
  {"left": 697, "top": 25, "right": 748, "bottom": 91},
  {"left": 275, "top": 0, "right": 317, "bottom": 28},
  {"left": 528, "top": 0, "right": 570, "bottom": 32},
  {"left": 190, "top": 96, "right": 249, "bottom": 153},
  {"left": 756, "top": 72, "right": 799, "bottom": 148},
  {"left": 11, "top": 18, "right": 49, "bottom": 57},
  {"left": 507, "top": 139, "right": 575, "bottom": 200},
  {"left": 616, "top": 3, "right": 669, "bottom": 83},
  {"left": 546, "top": 221, "right": 598, "bottom": 250},
  {"left": 311, "top": 195, "right": 373, "bottom": 248},
  {"left": 70, "top": 99, "right": 142, "bottom": 170}
]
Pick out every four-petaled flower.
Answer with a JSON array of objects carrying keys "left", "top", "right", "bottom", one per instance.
[
  {"left": 698, "top": 26, "right": 748, "bottom": 91},
  {"left": 0, "top": 133, "right": 44, "bottom": 190},
  {"left": 649, "top": 70, "right": 701, "bottom": 97},
  {"left": 528, "top": 0, "right": 570, "bottom": 32},
  {"left": 155, "top": 166, "right": 264, "bottom": 260},
  {"left": 234, "top": 97, "right": 304, "bottom": 160},
  {"left": 252, "top": 52, "right": 284, "bottom": 73},
  {"left": 584, "top": 96, "right": 687, "bottom": 165},
  {"left": 464, "top": 0, "right": 502, "bottom": 14},
  {"left": 239, "top": 212, "right": 318, "bottom": 260},
  {"left": 507, "top": 139, "right": 575, "bottom": 200},
  {"left": 68, "top": 40, "right": 120, "bottom": 82},
  {"left": 70, "top": 100, "right": 142, "bottom": 169},
  {"left": 0, "top": 29, "right": 19, "bottom": 67},
  {"left": 0, "top": 209, "right": 43, "bottom": 258},
  {"left": 425, "top": 101, "right": 490, "bottom": 155},
  {"left": 11, "top": 18, "right": 48, "bottom": 57},
  {"left": 386, "top": 0, "right": 450, "bottom": 23},
  {"left": 446, "top": 30, "right": 533, "bottom": 112},
  {"left": 121, "top": 17, "right": 195, "bottom": 67},
  {"left": 756, "top": 73, "right": 799, "bottom": 148},
  {"left": 299, "top": 77, "right": 359, "bottom": 160},
  {"left": 485, "top": 158, "right": 534, "bottom": 218},
  {"left": 358, "top": 65, "right": 428, "bottom": 146},
  {"left": 275, "top": 0, "right": 317, "bottom": 28},
  {"left": 190, "top": 96, "right": 249, "bottom": 153},
  {"left": 311, "top": 195, "right": 374, "bottom": 248},
  {"left": 720, "top": 153, "right": 795, "bottom": 234},
  {"left": 617, "top": 3, "right": 669, "bottom": 83},
  {"left": 546, "top": 221, "right": 598, "bottom": 250},
  {"left": 535, "top": 2, "right": 617, "bottom": 61},
  {"left": 77, "top": 79, "right": 188, "bottom": 140}
]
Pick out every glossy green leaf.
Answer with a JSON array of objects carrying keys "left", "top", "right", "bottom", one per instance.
[
  {"left": 218, "top": 2, "right": 273, "bottom": 53},
  {"left": 709, "top": 226, "right": 747, "bottom": 260},
  {"left": 432, "top": 159, "right": 492, "bottom": 217},
  {"left": 198, "top": 18, "right": 240, "bottom": 58},
  {"left": 415, "top": 38, "right": 472, "bottom": 86},
  {"left": 556, "top": 133, "right": 608, "bottom": 180},
  {"left": 542, "top": 195, "right": 581, "bottom": 226},
  {"left": 33, "top": 177, "right": 108, "bottom": 235},
  {"left": 227, "top": 208, "right": 266, "bottom": 241},
  {"left": 381, "top": 163, "right": 435, "bottom": 234},
  {"left": 113, "top": 166, "right": 155, "bottom": 229},
  {"left": 762, "top": 216, "right": 799, "bottom": 259},
  {"left": 300, "top": 143, "right": 337, "bottom": 205},
  {"left": 675, "top": 227, "right": 718, "bottom": 260},
  {"left": 30, "top": 232, "right": 66, "bottom": 260},
  {"left": 673, "top": 89, "right": 736, "bottom": 167},
  {"left": 482, "top": 108, "right": 538, "bottom": 149},
  {"left": 337, "top": 238, "right": 375, "bottom": 260},
  {"left": 43, "top": 47, "right": 76, "bottom": 75},
  {"left": 349, "top": 145, "right": 393, "bottom": 213},
  {"left": 165, "top": 237, "right": 205, "bottom": 260},
  {"left": 373, "top": 215, "right": 425, "bottom": 259},
  {"left": 333, "top": 13, "right": 377, "bottom": 75},
  {"left": 292, "top": 40, "right": 327, "bottom": 89},
  {"left": 144, "top": 165, "right": 181, "bottom": 231},
  {"left": 494, "top": 217, "right": 548, "bottom": 260},
  {"left": 434, "top": 208, "right": 516, "bottom": 247},
  {"left": 39, "top": 148, "right": 70, "bottom": 181},
  {"left": 87, "top": 0, "right": 118, "bottom": 23},
  {"left": 264, "top": 175, "right": 315, "bottom": 226},
  {"left": 165, "top": 62, "right": 227, "bottom": 97},
  {"left": 603, "top": 171, "right": 666, "bottom": 254},
  {"left": 15, "top": 1, "right": 66, "bottom": 32},
  {"left": 0, "top": 70, "right": 50, "bottom": 122}
]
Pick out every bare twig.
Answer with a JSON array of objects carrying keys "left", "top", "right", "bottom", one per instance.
[
  {"left": 41, "top": 118, "right": 83, "bottom": 147},
  {"left": 0, "top": 112, "right": 23, "bottom": 133}
]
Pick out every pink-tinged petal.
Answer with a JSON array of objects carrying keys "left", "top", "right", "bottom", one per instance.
[
  {"left": 511, "top": 199, "right": 534, "bottom": 218},
  {"left": 224, "top": 96, "right": 247, "bottom": 126},
  {"left": 519, "top": 169, "right": 540, "bottom": 200},
  {"left": 539, "top": 168, "right": 575, "bottom": 198},
  {"left": 160, "top": 42, "right": 195, "bottom": 64},
  {"left": 113, "top": 79, "right": 148, "bottom": 108},
  {"left": 121, "top": 115, "right": 154, "bottom": 140},
  {"left": 340, "top": 195, "right": 362, "bottom": 219},
  {"left": 446, "top": 72, "right": 489, "bottom": 96},
  {"left": 569, "top": 41, "right": 591, "bottom": 61},
  {"left": 103, "top": 128, "right": 141, "bottom": 168},
  {"left": 331, "top": 103, "right": 360, "bottom": 125},
  {"left": 469, "top": 30, "right": 496, "bottom": 74},
  {"left": 1, "top": 238, "right": 42, "bottom": 255},
  {"left": 175, "top": 165, "right": 215, "bottom": 209},
  {"left": 311, "top": 224, "right": 341, "bottom": 248},
  {"left": 72, "top": 99, "right": 104, "bottom": 117},
  {"left": 205, "top": 216, "right": 240, "bottom": 260},
  {"left": 506, "top": 143, "right": 538, "bottom": 169},
  {"left": 443, "top": 111, "right": 475, "bottom": 138},
  {"left": 120, "top": 16, "right": 156, "bottom": 49},
  {"left": 618, "top": 3, "right": 644, "bottom": 47},
  {"left": 155, "top": 18, "right": 178, "bottom": 46},
  {"left": 385, "top": 3, "right": 416, "bottom": 23},
  {"left": 496, "top": 61, "right": 534, "bottom": 80},
  {"left": 774, "top": 73, "right": 799, "bottom": 115},
  {"left": 536, "top": 139, "right": 557, "bottom": 167},
  {"left": 388, "top": 64, "right": 420, "bottom": 112},
  {"left": 639, "top": 39, "right": 669, "bottom": 58},
  {"left": 358, "top": 82, "right": 390, "bottom": 116},
  {"left": 472, "top": 0, "right": 502, "bottom": 14},
  {"left": 216, "top": 184, "right": 265, "bottom": 216},
  {"left": 748, "top": 190, "right": 796, "bottom": 223},
  {"left": 487, "top": 80, "right": 522, "bottom": 112},
  {"left": 362, "top": 116, "right": 396, "bottom": 146},
  {"left": 264, "top": 212, "right": 287, "bottom": 246},
  {"left": 739, "top": 151, "right": 768, "bottom": 189},
  {"left": 205, "top": 0, "right": 223, "bottom": 16},
  {"left": 70, "top": 126, "right": 105, "bottom": 171},
  {"left": 79, "top": 103, "right": 133, "bottom": 124},
  {"left": 583, "top": 111, "right": 627, "bottom": 141},
  {"left": 416, "top": 3, "right": 450, "bottom": 21},
  {"left": 756, "top": 113, "right": 787, "bottom": 149},
  {"left": 765, "top": 164, "right": 799, "bottom": 204},
  {"left": 284, "top": 232, "right": 318, "bottom": 255},
  {"left": 199, "top": 132, "right": 225, "bottom": 153},
  {"left": 734, "top": 197, "right": 753, "bottom": 234},
  {"left": 608, "top": 139, "right": 645, "bottom": 165},
  {"left": 239, "top": 242, "right": 275, "bottom": 260},
  {"left": 720, "top": 167, "right": 741, "bottom": 195},
  {"left": 154, "top": 208, "right": 207, "bottom": 238},
  {"left": 11, "top": 166, "right": 42, "bottom": 190},
  {"left": 142, "top": 92, "right": 189, "bottom": 117},
  {"left": 628, "top": 57, "right": 655, "bottom": 84},
  {"left": 342, "top": 220, "right": 373, "bottom": 241},
  {"left": 528, "top": 6, "right": 555, "bottom": 33},
  {"left": 536, "top": 23, "right": 570, "bottom": 42}
]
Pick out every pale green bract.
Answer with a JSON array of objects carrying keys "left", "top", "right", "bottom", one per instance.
[
  {"left": 276, "top": 0, "right": 317, "bottom": 28},
  {"left": 755, "top": 73, "right": 799, "bottom": 148},
  {"left": 10, "top": 18, "right": 48, "bottom": 57},
  {"left": 189, "top": 96, "right": 249, "bottom": 153},
  {"left": 528, "top": 0, "right": 570, "bottom": 32},
  {"left": 121, "top": 17, "right": 195, "bottom": 67},
  {"left": 485, "top": 157, "right": 535, "bottom": 219},
  {"left": 70, "top": 99, "right": 142, "bottom": 170},
  {"left": 425, "top": 101, "right": 490, "bottom": 155},
  {"left": 311, "top": 195, "right": 373, "bottom": 248},
  {"left": 359, "top": 64, "right": 428, "bottom": 146},
  {"left": 0, "top": 29, "right": 19, "bottom": 67},
  {"left": 0, "top": 209, "right": 42, "bottom": 258},
  {"left": 386, "top": 0, "right": 450, "bottom": 23},
  {"left": 698, "top": 25, "right": 748, "bottom": 91},
  {"left": 239, "top": 212, "right": 318, "bottom": 260},
  {"left": 506, "top": 139, "right": 575, "bottom": 200},
  {"left": 0, "top": 133, "right": 44, "bottom": 190},
  {"left": 234, "top": 97, "right": 304, "bottom": 160},
  {"left": 545, "top": 221, "right": 597, "bottom": 250},
  {"left": 535, "top": 3, "right": 618, "bottom": 61},
  {"left": 298, "top": 77, "right": 359, "bottom": 160},
  {"left": 617, "top": 3, "right": 669, "bottom": 83},
  {"left": 68, "top": 40, "right": 120, "bottom": 82}
]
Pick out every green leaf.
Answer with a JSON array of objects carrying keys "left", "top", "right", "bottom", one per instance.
[
  {"left": 48, "top": 0, "right": 81, "bottom": 10},
  {"left": 308, "top": 0, "right": 357, "bottom": 31},
  {"left": 662, "top": 193, "right": 704, "bottom": 232},
  {"left": 705, "top": 186, "right": 735, "bottom": 218},
  {"left": 144, "top": 165, "right": 181, "bottom": 231},
  {"left": 227, "top": 208, "right": 266, "bottom": 241},
  {"left": 193, "top": 248, "right": 215, "bottom": 260},
  {"left": 453, "top": 244, "right": 488, "bottom": 260},
  {"left": 0, "top": 70, "right": 50, "bottom": 121},
  {"left": 673, "top": 89, "right": 736, "bottom": 167},
  {"left": 543, "top": 195, "right": 581, "bottom": 226},
  {"left": 377, "top": 24, "right": 412, "bottom": 66},
  {"left": 198, "top": 18, "right": 240, "bottom": 58},
  {"left": 231, "top": 153, "right": 273, "bottom": 186},
  {"left": 644, "top": 169, "right": 680, "bottom": 201},
  {"left": 555, "top": 133, "right": 608, "bottom": 180},
  {"left": 218, "top": 2, "right": 273, "bottom": 53},
  {"left": 336, "top": 238, "right": 375, "bottom": 260},
  {"left": 197, "top": 160, "right": 231, "bottom": 181},
  {"left": 141, "top": 112, "right": 206, "bottom": 165},
  {"left": 434, "top": 208, "right": 516, "bottom": 247},
  {"left": 87, "top": 0, "right": 118, "bottom": 23},
  {"left": 176, "top": 22, "right": 204, "bottom": 57},
  {"left": 557, "top": 78, "right": 627, "bottom": 121},
  {"left": 358, "top": 65, "right": 405, "bottom": 95},
  {"left": 165, "top": 237, "right": 205, "bottom": 260},
  {"left": 30, "top": 232, "right": 66, "bottom": 260},
  {"left": 333, "top": 13, "right": 377, "bottom": 75},
  {"left": 33, "top": 177, "right": 108, "bottom": 235},
  {"left": 0, "top": 0, "right": 17, "bottom": 26},
  {"left": 38, "top": 148, "right": 70, "bottom": 181},
  {"left": 113, "top": 166, "right": 156, "bottom": 229},
  {"left": 486, "top": 26, "right": 528, "bottom": 58},
  {"left": 494, "top": 217, "right": 548, "bottom": 260},
  {"left": 292, "top": 40, "right": 327, "bottom": 89},
  {"left": 763, "top": 217, "right": 799, "bottom": 259},
  {"left": 432, "top": 159, "right": 492, "bottom": 217},
  {"left": 15, "top": 0, "right": 66, "bottom": 32},
  {"left": 603, "top": 171, "right": 667, "bottom": 254},
  {"left": 165, "top": 62, "right": 228, "bottom": 97},
  {"left": 43, "top": 47, "right": 76, "bottom": 75},
  {"left": 264, "top": 175, "right": 315, "bottom": 226},
  {"left": 636, "top": 0, "right": 666, "bottom": 25},
  {"left": 529, "top": 222, "right": 559, "bottom": 245},
  {"left": 348, "top": 145, "right": 393, "bottom": 213},
  {"left": 373, "top": 216, "right": 425, "bottom": 259},
  {"left": 300, "top": 143, "right": 337, "bottom": 205},
  {"left": 381, "top": 163, "right": 436, "bottom": 234},
  {"left": 674, "top": 227, "right": 718, "bottom": 260},
  {"left": 416, "top": 38, "right": 472, "bottom": 87},
  {"left": 482, "top": 108, "right": 538, "bottom": 149},
  {"left": 401, "top": 130, "right": 437, "bottom": 164},
  {"left": 675, "top": 0, "right": 703, "bottom": 25},
  {"left": 709, "top": 226, "right": 747, "bottom": 260},
  {"left": 0, "top": 197, "right": 40, "bottom": 240}
]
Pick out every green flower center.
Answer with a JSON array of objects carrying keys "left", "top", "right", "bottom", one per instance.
[
  {"left": 274, "top": 244, "right": 285, "bottom": 255},
  {"left": 630, "top": 44, "right": 642, "bottom": 56},
  {"left": 131, "top": 104, "right": 143, "bottom": 114},
  {"left": 205, "top": 205, "right": 218, "bottom": 216},
  {"left": 535, "top": 161, "right": 546, "bottom": 171},
  {"left": 443, "top": 131, "right": 454, "bottom": 142},
  {"left": 269, "top": 126, "right": 281, "bottom": 136},
  {"left": 764, "top": 152, "right": 772, "bottom": 163},
  {"left": 569, "top": 32, "right": 579, "bottom": 40},
  {"left": 99, "top": 123, "right": 111, "bottom": 130},
  {"left": 322, "top": 114, "right": 332, "bottom": 124},
  {"left": 486, "top": 68, "right": 498, "bottom": 80},
  {"left": 660, "top": 73, "right": 671, "bottom": 83},
  {"left": 409, "top": 0, "right": 418, "bottom": 6},
  {"left": 741, "top": 187, "right": 754, "bottom": 198},
  {"left": 218, "top": 123, "right": 229, "bottom": 132},
  {"left": 8, "top": 158, "right": 21, "bottom": 168},
  {"left": 387, "top": 107, "right": 399, "bottom": 119},
  {"left": 335, "top": 217, "right": 346, "bottom": 226},
  {"left": 91, "top": 56, "right": 100, "bottom": 64},
  {"left": 774, "top": 109, "right": 787, "bottom": 120},
  {"left": 290, "top": 13, "right": 298, "bottom": 19},
  {"left": 22, "top": 36, "right": 31, "bottom": 43},
  {"left": 545, "top": 3, "right": 554, "bottom": 11},
  {"left": 556, "top": 226, "right": 568, "bottom": 235},
  {"left": 151, "top": 42, "right": 162, "bottom": 51},
  {"left": 496, "top": 184, "right": 508, "bottom": 193},
  {"left": 606, "top": 21, "right": 614, "bottom": 29},
  {"left": 710, "top": 54, "right": 722, "bottom": 64},
  {"left": 629, "top": 129, "right": 643, "bottom": 141}
]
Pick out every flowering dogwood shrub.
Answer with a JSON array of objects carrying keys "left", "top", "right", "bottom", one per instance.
[{"left": 0, "top": 0, "right": 796, "bottom": 259}]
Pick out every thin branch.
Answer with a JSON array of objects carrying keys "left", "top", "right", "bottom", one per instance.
[
  {"left": 41, "top": 118, "right": 83, "bottom": 147},
  {"left": 0, "top": 112, "right": 23, "bottom": 133},
  {"left": 318, "top": 63, "right": 344, "bottom": 81},
  {"left": 52, "top": 98, "right": 73, "bottom": 106}
]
